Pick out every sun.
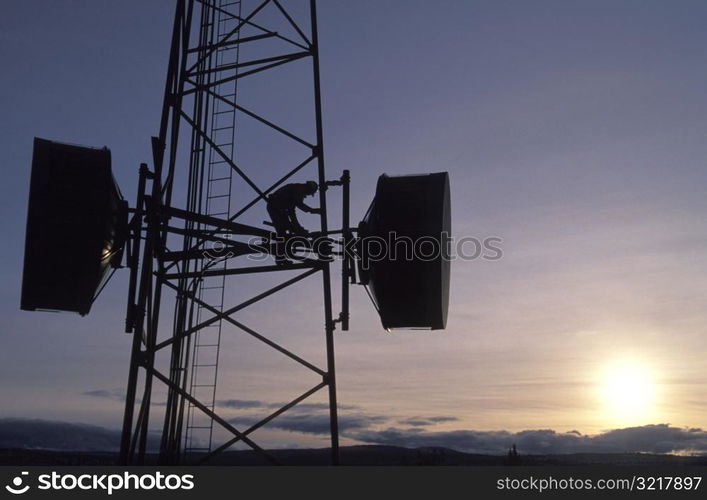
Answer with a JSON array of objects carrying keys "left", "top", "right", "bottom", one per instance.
[{"left": 598, "top": 360, "right": 657, "bottom": 427}]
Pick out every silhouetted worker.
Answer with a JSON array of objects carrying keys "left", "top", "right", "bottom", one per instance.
[{"left": 266, "top": 181, "right": 321, "bottom": 237}]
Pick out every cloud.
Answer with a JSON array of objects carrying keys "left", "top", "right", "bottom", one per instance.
[
  {"left": 225, "top": 408, "right": 707, "bottom": 455},
  {"left": 83, "top": 390, "right": 166, "bottom": 407},
  {"left": 84, "top": 392, "right": 358, "bottom": 412},
  {"left": 216, "top": 399, "right": 266, "bottom": 409},
  {"left": 399, "top": 416, "right": 459, "bottom": 427},
  {"left": 283, "top": 402, "right": 359, "bottom": 412},
  {"left": 4, "top": 417, "right": 705, "bottom": 457},
  {"left": 215, "top": 399, "right": 358, "bottom": 411},
  {"left": 82, "top": 389, "right": 126, "bottom": 402},
  {"left": 346, "top": 424, "right": 707, "bottom": 456},
  {"left": 591, "top": 425, "right": 707, "bottom": 455},
  {"left": 230, "top": 413, "right": 389, "bottom": 435},
  {"left": 0, "top": 418, "right": 159, "bottom": 452}
]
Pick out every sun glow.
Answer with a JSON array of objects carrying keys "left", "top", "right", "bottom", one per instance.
[{"left": 598, "top": 359, "right": 657, "bottom": 427}]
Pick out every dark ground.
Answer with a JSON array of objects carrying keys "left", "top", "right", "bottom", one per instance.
[{"left": 1, "top": 446, "right": 706, "bottom": 466}]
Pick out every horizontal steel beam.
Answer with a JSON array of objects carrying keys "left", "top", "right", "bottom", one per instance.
[
  {"left": 160, "top": 261, "right": 318, "bottom": 280},
  {"left": 187, "top": 32, "right": 276, "bottom": 54},
  {"left": 166, "top": 206, "right": 270, "bottom": 237},
  {"left": 188, "top": 51, "right": 310, "bottom": 78}
]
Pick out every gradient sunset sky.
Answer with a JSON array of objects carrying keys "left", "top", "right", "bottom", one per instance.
[{"left": 1, "top": 0, "right": 706, "bottom": 455}]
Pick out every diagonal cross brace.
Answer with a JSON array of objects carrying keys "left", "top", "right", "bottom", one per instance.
[
  {"left": 179, "top": 109, "right": 265, "bottom": 200},
  {"left": 148, "top": 366, "right": 279, "bottom": 465},
  {"left": 197, "top": 380, "right": 327, "bottom": 464},
  {"left": 187, "top": 0, "right": 272, "bottom": 74},
  {"left": 161, "top": 278, "right": 326, "bottom": 376},
  {"left": 154, "top": 267, "right": 319, "bottom": 352}
]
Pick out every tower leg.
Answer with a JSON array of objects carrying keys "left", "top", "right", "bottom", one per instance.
[
  {"left": 310, "top": 0, "right": 340, "bottom": 465},
  {"left": 119, "top": 325, "right": 142, "bottom": 465},
  {"left": 323, "top": 269, "right": 340, "bottom": 465}
]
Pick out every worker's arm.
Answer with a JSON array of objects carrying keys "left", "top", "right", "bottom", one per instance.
[{"left": 296, "top": 201, "right": 322, "bottom": 214}]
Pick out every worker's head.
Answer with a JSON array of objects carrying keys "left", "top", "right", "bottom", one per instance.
[{"left": 305, "top": 180, "right": 318, "bottom": 195}]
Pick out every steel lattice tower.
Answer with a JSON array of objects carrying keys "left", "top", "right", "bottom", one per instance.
[{"left": 119, "top": 0, "right": 345, "bottom": 465}]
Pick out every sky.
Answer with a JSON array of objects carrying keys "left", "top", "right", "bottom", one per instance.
[{"left": 1, "top": 0, "right": 707, "bottom": 457}]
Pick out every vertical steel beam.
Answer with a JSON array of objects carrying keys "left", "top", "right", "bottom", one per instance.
[
  {"left": 125, "top": 164, "right": 149, "bottom": 334},
  {"left": 341, "top": 169, "right": 351, "bottom": 331},
  {"left": 310, "top": 0, "right": 340, "bottom": 465},
  {"left": 119, "top": 0, "right": 188, "bottom": 465}
]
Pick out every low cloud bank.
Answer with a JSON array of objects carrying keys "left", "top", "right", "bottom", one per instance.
[
  {"left": 346, "top": 424, "right": 707, "bottom": 455},
  {"left": 1, "top": 417, "right": 705, "bottom": 456}
]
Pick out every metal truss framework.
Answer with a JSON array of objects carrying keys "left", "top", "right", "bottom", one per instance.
[{"left": 119, "top": 0, "right": 351, "bottom": 465}]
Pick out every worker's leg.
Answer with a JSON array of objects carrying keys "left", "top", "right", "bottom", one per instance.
[
  {"left": 266, "top": 204, "right": 290, "bottom": 237},
  {"left": 266, "top": 204, "right": 291, "bottom": 264}
]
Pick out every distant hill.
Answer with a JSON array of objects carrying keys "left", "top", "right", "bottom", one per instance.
[{"left": 1, "top": 445, "right": 706, "bottom": 466}]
